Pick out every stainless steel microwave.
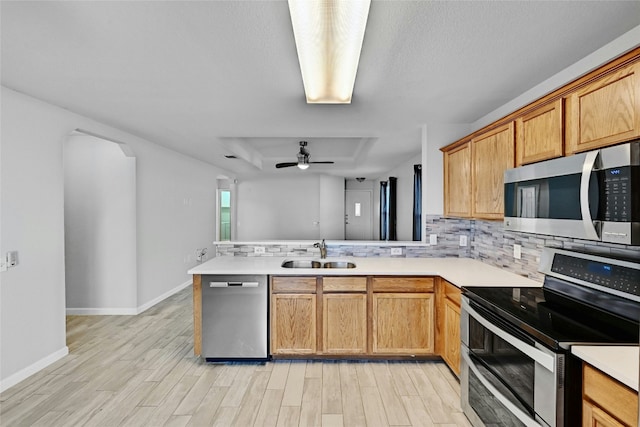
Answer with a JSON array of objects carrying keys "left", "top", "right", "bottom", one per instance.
[{"left": 504, "top": 141, "right": 640, "bottom": 245}]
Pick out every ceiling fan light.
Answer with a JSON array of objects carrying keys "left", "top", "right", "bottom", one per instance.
[
  {"left": 288, "top": 0, "right": 371, "bottom": 104},
  {"left": 297, "top": 162, "right": 310, "bottom": 170}
]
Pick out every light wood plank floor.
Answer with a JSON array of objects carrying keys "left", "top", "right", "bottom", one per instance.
[{"left": 0, "top": 287, "right": 472, "bottom": 427}]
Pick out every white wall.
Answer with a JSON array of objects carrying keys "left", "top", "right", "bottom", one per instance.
[
  {"left": 64, "top": 135, "right": 137, "bottom": 312},
  {"left": 235, "top": 174, "right": 346, "bottom": 241},
  {"left": 236, "top": 174, "right": 323, "bottom": 240},
  {"left": 319, "top": 175, "right": 345, "bottom": 240},
  {"left": 0, "top": 87, "right": 226, "bottom": 391}
]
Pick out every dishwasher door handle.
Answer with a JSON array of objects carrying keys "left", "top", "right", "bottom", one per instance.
[{"left": 209, "top": 281, "right": 260, "bottom": 288}]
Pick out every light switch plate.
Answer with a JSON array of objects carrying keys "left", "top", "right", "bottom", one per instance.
[
  {"left": 254, "top": 246, "right": 266, "bottom": 254},
  {"left": 390, "top": 247, "right": 402, "bottom": 256},
  {"left": 429, "top": 234, "right": 437, "bottom": 245},
  {"left": 459, "top": 235, "right": 468, "bottom": 247}
]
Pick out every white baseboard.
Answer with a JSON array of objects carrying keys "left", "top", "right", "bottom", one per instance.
[
  {"left": 66, "top": 307, "right": 138, "bottom": 315},
  {"left": 136, "top": 279, "right": 192, "bottom": 314},
  {"left": 65, "top": 279, "right": 193, "bottom": 316},
  {"left": 0, "top": 346, "right": 69, "bottom": 393}
]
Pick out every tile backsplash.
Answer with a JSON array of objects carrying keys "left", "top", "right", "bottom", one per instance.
[{"left": 215, "top": 215, "right": 640, "bottom": 283}]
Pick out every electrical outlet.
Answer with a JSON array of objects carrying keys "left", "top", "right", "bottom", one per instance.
[
  {"left": 254, "top": 246, "right": 266, "bottom": 254},
  {"left": 196, "top": 248, "right": 208, "bottom": 262},
  {"left": 429, "top": 234, "right": 437, "bottom": 245},
  {"left": 513, "top": 244, "right": 522, "bottom": 260},
  {"left": 459, "top": 235, "right": 468, "bottom": 247},
  {"left": 390, "top": 247, "right": 402, "bottom": 256}
]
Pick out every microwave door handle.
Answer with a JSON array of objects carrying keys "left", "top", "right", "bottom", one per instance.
[{"left": 580, "top": 150, "right": 600, "bottom": 241}]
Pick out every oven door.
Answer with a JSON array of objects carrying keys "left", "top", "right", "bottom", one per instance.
[{"left": 461, "top": 297, "right": 562, "bottom": 427}]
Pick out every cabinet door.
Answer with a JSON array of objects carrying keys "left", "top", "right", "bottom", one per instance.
[
  {"left": 516, "top": 99, "right": 564, "bottom": 165},
  {"left": 372, "top": 293, "right": 434, "bottom": 354},
  {"left": 443, "top": 142, "right": 472, "bottom": 218},
  {"left": 567, "top": 62, "right": 640, "bottom": 154},
  {"left": 583, "top": 363, "right": 638, "bottom": 427},
  {"left": 582, "top": 401, "right": 625, "bottom": 427},
  {"left": 323, "top": 293, "right": 367, "bottom": 354},
  {"left": 271, "top": 294, "right": 316, "bottom": 354},
  {"left": 442, "top": 298, "right": 461, "bottom": 376},
  {"left": 471, "top": 122, "right": 515, "bottom": 219}
]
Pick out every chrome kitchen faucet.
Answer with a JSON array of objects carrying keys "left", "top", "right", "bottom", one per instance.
[{"left": 314, "top": 239, "right": 327, "bottom": 259}]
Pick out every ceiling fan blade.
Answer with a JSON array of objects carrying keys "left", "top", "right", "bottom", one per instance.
[
  {"left": 275, "top": 162, "right": 298, "bottom": 168},
  {"left": 309, "top": 161, "right": 335, "bottom": 164}
]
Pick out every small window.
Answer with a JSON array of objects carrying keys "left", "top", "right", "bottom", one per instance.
[{"left": 218, "top": 189, "right": 231, "bottom": 241}]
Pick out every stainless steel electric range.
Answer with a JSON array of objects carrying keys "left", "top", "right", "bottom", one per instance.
[{"left": 461, "top": 248, "right": 640, "bottom": 427}]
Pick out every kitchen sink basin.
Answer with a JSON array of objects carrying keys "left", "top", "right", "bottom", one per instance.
[
  {"left": 323, "top": 261, "right": 356, "bottom": 269},
  {"left": 280, "top": 259, "right": 356, "bottom": 269},
  {"left": 281, "top": 260, "right": 322, "bottom": 268}
]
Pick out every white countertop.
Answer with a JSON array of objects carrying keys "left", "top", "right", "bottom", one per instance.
[
  {"left": 572, "top": 345, "right": 639, "bottom": 391},
  {"left": 188, "top": 256, "right": 541, "bottom": 288}
]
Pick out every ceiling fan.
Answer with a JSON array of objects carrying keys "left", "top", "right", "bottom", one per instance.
[{"left": 275, "top": 141, "right": 335, "bottom": 170}]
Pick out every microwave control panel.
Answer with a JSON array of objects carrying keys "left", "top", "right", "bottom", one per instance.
[{"left": 601, "top": 166, "right": 639, "bottom": 222}]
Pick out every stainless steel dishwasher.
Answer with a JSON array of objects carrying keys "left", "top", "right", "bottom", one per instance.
[{"left": 201, "top": 274, "right": 268, "bottom": 361}]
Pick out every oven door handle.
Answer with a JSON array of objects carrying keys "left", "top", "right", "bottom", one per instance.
[
  {"left": 462, "top": 351, "right": 541, "bottom": 427},
  {"left": 462, "top": 299, "right": 555, "bottom": 372}
]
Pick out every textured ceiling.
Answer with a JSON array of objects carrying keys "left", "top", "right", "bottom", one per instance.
[{"left": 2, "top": 1, "right": 639, "bottom": 179}]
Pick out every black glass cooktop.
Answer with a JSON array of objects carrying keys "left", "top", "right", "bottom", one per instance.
[{"left": 463, "top": 280, "right": 640, "bottom": 351}]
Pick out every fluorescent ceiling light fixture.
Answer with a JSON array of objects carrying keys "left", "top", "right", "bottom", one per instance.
[{"left": 288, "top": 0, "right": 371, "bottom": 104}]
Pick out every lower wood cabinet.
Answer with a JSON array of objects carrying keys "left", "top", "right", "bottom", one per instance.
[
  {"left": 323, "top": 293, "right": 367, "bottom": 354},
  {"left": 271, "top": 293, "right": 316, "bottom": 355},
  {"left": 441, "top": 298, "right": 461, "bottom": 375},
  {"left": 270, "top": 276, "right": 438, "bottom": 357},
  {"left": 372, "top": 292, "right": 434, "bottom": 354},
  {"left": 582, "top": 363, "right": 638, "bottom": 427},
  {"left": 271, "top": 277, "right": 317, "bottom": 355},
  {"left": 436, "top": 279, "right": 462, "bottom": 376}
]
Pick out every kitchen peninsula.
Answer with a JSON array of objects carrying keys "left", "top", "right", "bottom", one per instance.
[{"left": 188, "top": 256, "right": 540, "bottom": 374}]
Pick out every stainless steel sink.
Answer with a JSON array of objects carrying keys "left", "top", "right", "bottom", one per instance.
[
  {"left": 280, "top": 259, "right": 356, "bottom": 269},
  {"left": 323, "top": 261, "right": 356, "bottom": 269},
  {"left": 281, "top": 260, "right": 322, "bottom": 268}
]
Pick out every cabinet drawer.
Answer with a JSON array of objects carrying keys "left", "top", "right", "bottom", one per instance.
[
  {"left": 583, "top": 363, "right": 638, "bottom": 427},
  {"left": 372, "top": 277, "right": 434, "bottom": 293},
  {"left": 272, "top": 277, "right": 317, "bottom": 293},
  {"left": 322, "top": 277, "right": 367, "bottom": 292}
]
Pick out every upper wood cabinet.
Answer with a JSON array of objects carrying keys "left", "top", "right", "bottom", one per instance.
[
  {"left": 471, "top": 122, "right": 515, "bottom": 219},
  {"left": 567, "top": 61, "right": 640, "bottom": 154},
  {"left": 516, "top": 99, "right": 564, "bottom": 166},
  {"left": 443, "top": 141, "right": 472, "bottom": 218}
]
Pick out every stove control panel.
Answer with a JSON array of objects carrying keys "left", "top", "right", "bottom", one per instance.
[{"left": 551, "top": 253, "right": 640, "bottom": 298}]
